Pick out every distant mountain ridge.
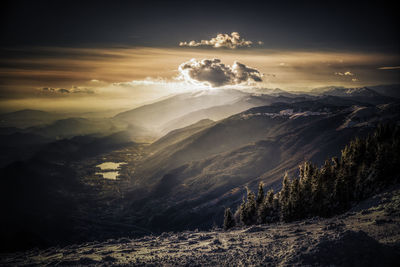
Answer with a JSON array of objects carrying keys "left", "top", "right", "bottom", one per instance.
[
  {"left": 310, "top": 85, "right": 400, "bottom": 104},
  {"left": 368, "top": 84, "right": 400, "bottom": 98},
  {"left": 309, "top": 86, "right": 394, "bottom": 104},
  {"left": 0, "top": 109, "right": 64, "bottom": 128},
  {"left": 113, "top": 89, "right": 247, "bottom": 131}
]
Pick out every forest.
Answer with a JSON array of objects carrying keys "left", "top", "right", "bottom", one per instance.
[{"left": 224, "top": 124, "right": 400, "bottom": 229}]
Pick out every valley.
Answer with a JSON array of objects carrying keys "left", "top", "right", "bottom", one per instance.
[
  {"left": 1, "top": 86, "right": 399, "bottom": 264},
  {"left": 2, "top": 2, "right": 399, "bottom": 264}
]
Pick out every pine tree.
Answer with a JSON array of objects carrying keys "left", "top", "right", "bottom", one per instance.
[
  {"left": 256, "top": 181, "right": 265, "bottom": 206},
  {"left": 257, "top": 201, "right": 267, "bottom": 224},
  {"left": 257, "top": 187, "right": 274, "bottom": 223},
  {"left": 280, "top": 172, "right": 291, "bottom": 221},
  {"left": 223, "top": 208, "right": 235, "bottom": 230},
  {"left": 333, "top": 171, "right": 350, "bottom": 212},
  {"left": 238, "top": 188, "right": 257, "bottom": 225},
  {"left": 266, "top": 189, "right": 274, "bottom": 208},
  {"left": 311, "top": 168, "right": 324, "bottom": 216},
  {"left": 299, "top": 162, "right": 313, "bottom": 216},
  {"left": 316, "top": 160, "right": 334, "bottom": 216},
  {"left": 272, "top": 196, "right": 280, "bottom": 219},
  {"left": 288, "top": 178, "right": 300, "bottom": 220},
  {"left": 280, "top": 172, "right": 290, "bottom": 204},
  {"left": 238, "top": 196, "right": 247, "bottom": 225},
  {"left": 244, "top": 188, "right": 257, "bottom": 225}
]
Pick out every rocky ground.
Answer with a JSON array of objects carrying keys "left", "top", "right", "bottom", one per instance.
[{"left": 1, "top": 186, "right": 400, "bottom": 266}]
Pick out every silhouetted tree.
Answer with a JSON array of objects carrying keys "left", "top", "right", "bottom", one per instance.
[
  {"left": 288, "top": 178, "right": 300, "bottom": 220},
  {"left": 279, "top": 172, "right": 291, "bottom": 221},
  {"left": 258, "top": 188, "right": 277, "bottom": 223},
  {"left": 242, "top": 188, "right": 257, "bottom": 225},
  {"left": 299, "top": 162, "right": 314, "bottom": 216},
  {"left": 256, "top": 181, "right": 264, "bottom": 206},
  {"left": 237, "top": 196, "right": 246, "bottom": 225},
  {"left": 223, "top": 208, "right": 235, "bottom": 230},
  {"left": 257, "top": 201, "right": 267, "bottom": 224}
]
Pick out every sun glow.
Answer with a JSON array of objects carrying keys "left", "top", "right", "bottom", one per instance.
[{"left": 0, "top": 46, "right": 398, "bottom": 113}]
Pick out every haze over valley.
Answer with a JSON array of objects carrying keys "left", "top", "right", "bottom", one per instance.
[{"left": 1, "top": 0, "right": 399, "bottom": 265}]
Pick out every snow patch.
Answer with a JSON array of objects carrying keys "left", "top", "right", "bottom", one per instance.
[{"left": 240, "top": 109, "right": 329, "bottom": 120}]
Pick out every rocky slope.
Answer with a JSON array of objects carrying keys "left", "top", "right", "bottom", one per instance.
[{"left": 2, "top": 186, "right": 399, "bottom": 266}]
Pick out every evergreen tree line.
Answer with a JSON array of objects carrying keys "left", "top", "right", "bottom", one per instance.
[{"left": 224, "top": 124, "right": 400, "bottom": 229}]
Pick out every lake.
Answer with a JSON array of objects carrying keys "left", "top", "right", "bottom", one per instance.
[{"left": 96, "top": 162, "right": 126, "bottom": 180}]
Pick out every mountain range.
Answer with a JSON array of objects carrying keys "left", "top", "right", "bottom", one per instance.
[{"left": 1, "top": 84, "right": 399, "bottom": 250}]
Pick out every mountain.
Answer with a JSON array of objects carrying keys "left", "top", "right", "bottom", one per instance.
[
  {"left": 114, "top": 86, "right": 389, "bottom": 137},
  {"left": 115, "top": 86, "right": 396, "bottom": 136},
  {"left": 160, "top": 94, "right": 311, "bottom": 134},
  {"left": 126, "top": 100, "right": 400, "bottom": 232},
  {"left": 310, "top": 86, "right": 346, "bottom": 95},
  {"left": 137, "top": 100, "right": 358, "bottom": 182},
  {"left": 150, "top": 119, "right": 215, "bottom": 155},
  {"left": 113, "top": 89, "right": 248, "bottom": 132},
  {"left": 0, "top": 109, "right": 64, "bottom": 128},
  {"left": 1, "top": 85, "right": 399, "bottom": 253},
  {"left": 28, "top": 117, "right": 124, "bottom": 139},
  {"left": 368, "top": 84, "right": 400, "bottom": 98},
  {"left": 0, "top": 132, "right": 53, "bottom": 167},
  {"left": 33, "top": 131, "right": 137, "bottom": 163},
  {"left": 142, "top": 101, "right": 400, "bottom": 186},
  {"left": 310, "top": 87, "right": 395, "bottom": 105}
]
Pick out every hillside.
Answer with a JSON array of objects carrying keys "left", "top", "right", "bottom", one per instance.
[
  {"left": 2, "top": 186, "right": 399, "bottom": 266},
  {"left": 368, "top": 84, "right": 400, "bottom": 99},
  {"left": 160, "top": 94, "right": 311, "bottom": 134},
  {"left": 122, "top": 102, "right": 400, "bottom": 233},
  {"left": 114, "top": 89, "right": 247, "bottom": 131},
  {"left": 310, "top": 87, "right": 395, "bottom": 104},
  {"left": 136, "top": 101, "right": 398, "bottom": 184},
  {"left": 28, "top": 118, "right": 125, "bottom": 139},
  {"left": 0, "top": 109, "right": 64, "bottom": 128}
]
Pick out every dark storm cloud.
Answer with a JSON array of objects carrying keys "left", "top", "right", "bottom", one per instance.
[{"left": 178, "top": 58, "right": 262, "bottom": 87}]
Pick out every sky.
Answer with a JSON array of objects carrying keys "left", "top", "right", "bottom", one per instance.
[{"left": 1, "top": 0, "right": 399, "bottom": 113}]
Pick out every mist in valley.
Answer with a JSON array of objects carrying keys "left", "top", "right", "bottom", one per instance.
[{"left": 1, "top": 0, "right": 400, "bottom": 265}]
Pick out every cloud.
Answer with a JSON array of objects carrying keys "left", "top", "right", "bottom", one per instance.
[
  {"left": 178, "top": 58, "right": 262, "bottom": 87},
  {"left": 58, "top": 88, "right": 70, "bottom": 94},
  {"left": 179, "top": 32, "right": 261, "bottom": 49},
  {"left": 334, "top": 71, "right": 354, "bottom": 76},
  {"left": 40, "top": 87, "right": 70, "bottom": 94},
  {"left": 39, "top": 87, "right": 94, "bottom": 95},
  {"left": 344, "top": 71, "right": 354, "bottom": 76},
  {"left": 71, "top": 86, "right": 95, "bottom": 94},
  {"left": 378, "top": 66, "right": 400, "bottom": 70}
]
